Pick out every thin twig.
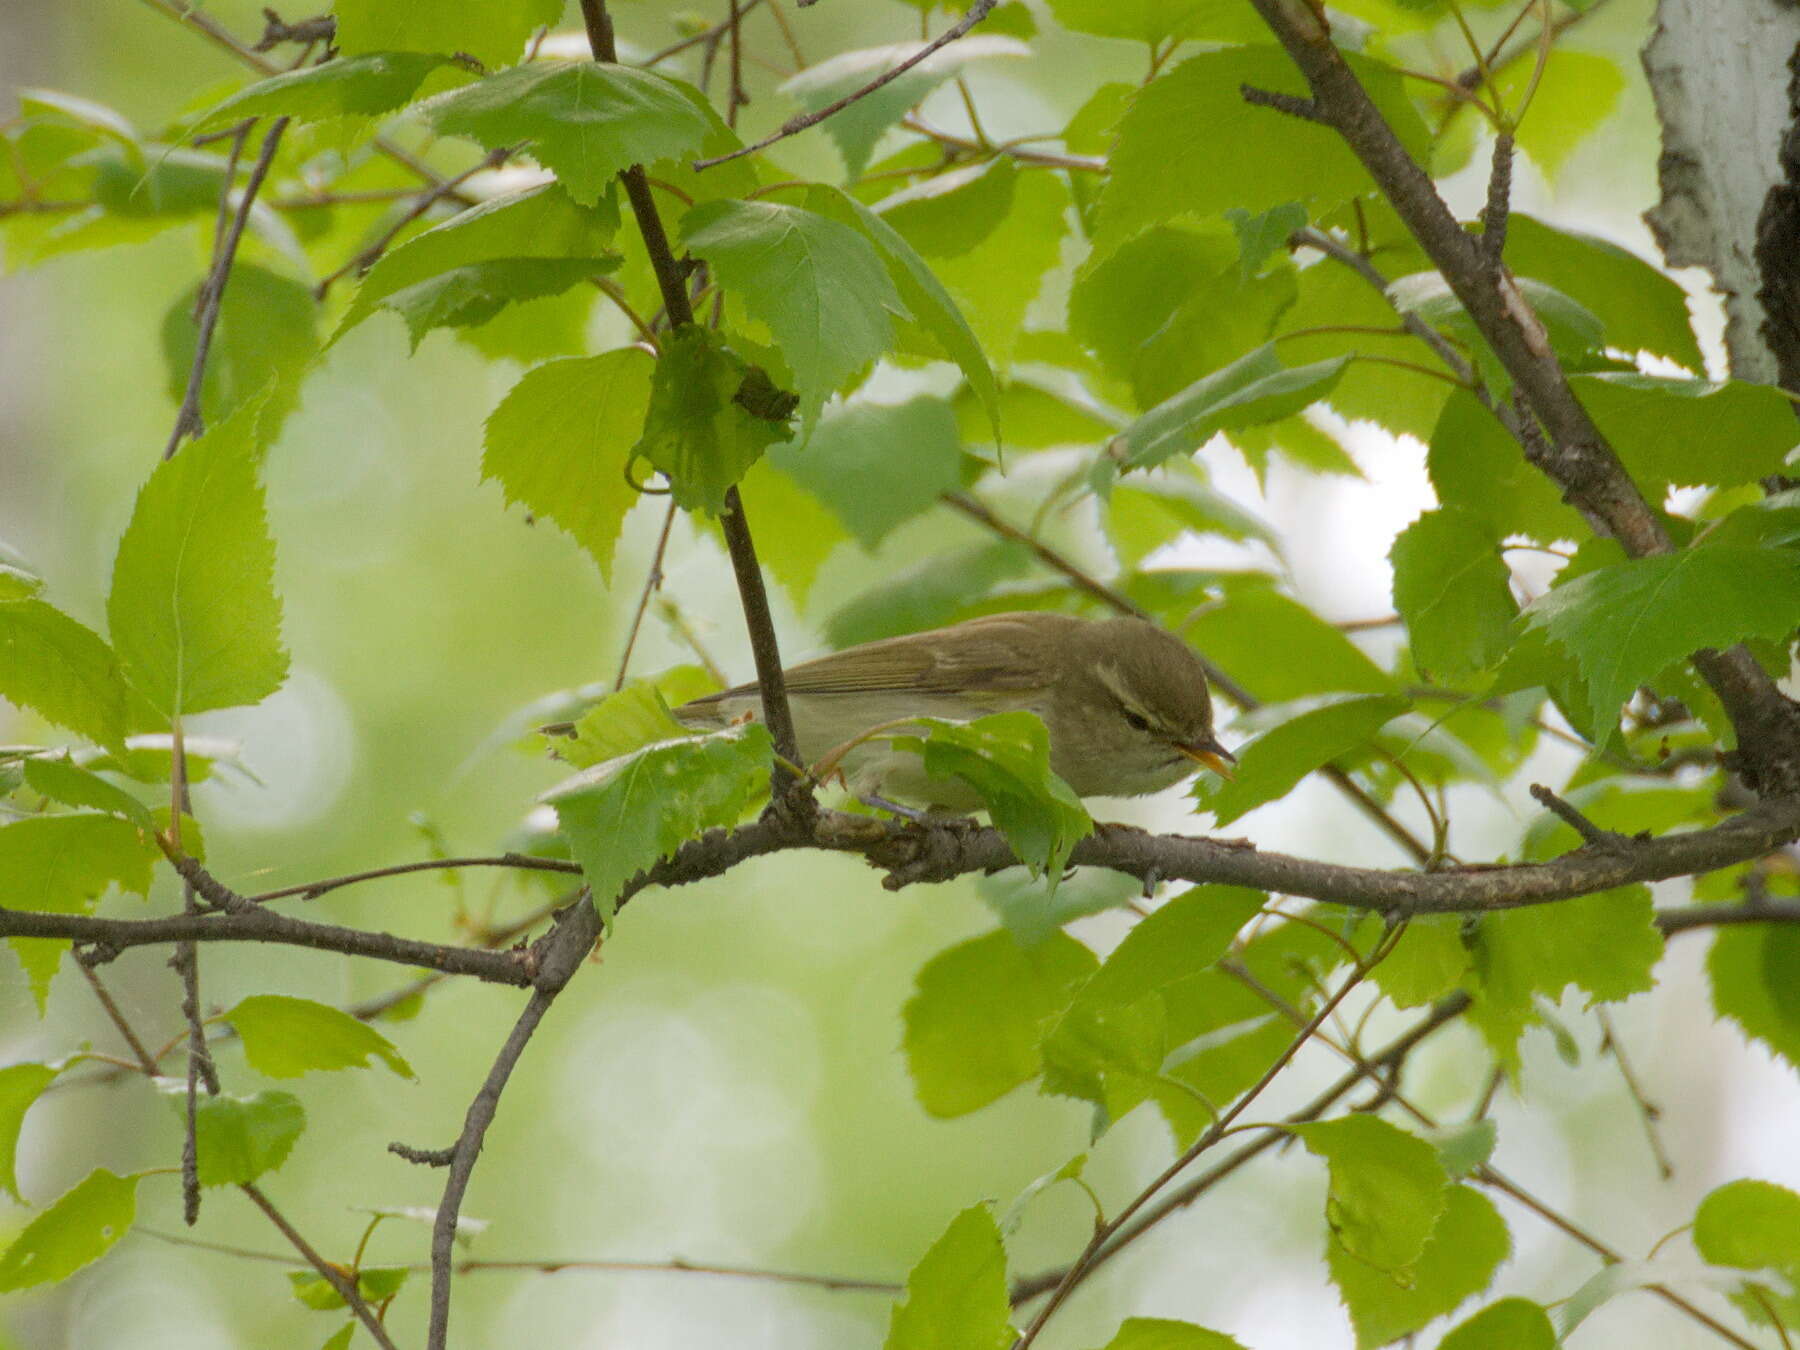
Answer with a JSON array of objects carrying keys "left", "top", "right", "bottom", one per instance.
[
  {"left": 138, "top": 1227, "right": 901, "bottom": 1291},
  {"left": 1014, "top": 925, "right": 1406, "bottom": 1348},
  {"left": 315, "top": 146, "right": 513, "bottom": 298},
  {"left": 247, "top": 853, "right": 580, "bottom": 904},
  {"left": 1596, "top": 1007, "right": 1674, "bottom": 1180},
  {"left": 240, "top": 1182, "right": 400, "bottom": 1350},
  {"left": 163, "top": 117, "right": 289, "bottom": 458},
  {"left": 693, "top": 1, "right": 997, "bottom": 170},
  {"left": 1529, "top": 782, "right": 1629, "bottom": 848},
  {"left": 136, "top": 0, "right": 469, "bottom": 205},
  {"left": 612, "top": 500, "right": 680, "bottom": 691}
]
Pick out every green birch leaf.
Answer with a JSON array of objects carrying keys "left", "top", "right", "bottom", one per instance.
[
  {"left": 1390, "top": 508, "right": 1518, "bottom": 680},
  {"left": 1087, "top": 1320, "right": 1249, "bottom": 1350},
  {"left": 1428, "top": 388, "right": 1585, "bottom": 542},
  {"left": 921, "top": 170, "right": 1068, "bottom": 372},
  {"left": 422, "top": 63, "right": 712, "bottom": 205},
  {"left": 1048, "top": 0, "right": 1267, "bottom": 43},
  {"left": 1573, "top": 373, "right": 1800, "bottom": 494},
  {"left": 823, "top": 540, "right": 1035, "bottom": 648},
  {"left": 803, "top": 185, "right": 1000, "bottom": 443},
  {"left": 22, "top": 756, "right": 155, "bottom": 831},
  {"left": 482, "top": 348, "right": 656, "bottom": 581},
  {"left": 333, "top": 0, "right": 566, "bottom": 70},
  {"left": 164, "top": 1086, "right": 306, "bottom": 1187},
  {"left": 1503, "top": 215, "right": 1702, "bottom": 370},
  {"left": 106, "top": 397, "right": 287, "bottom": 718},
  {"left": 1520, "top": 547, "right": 1800, "bottom": 745},
  {"left": 884, "top": 1204, "right": 1012, "bottom": 1350},
  {"left": 193, "top": 51, "right": 466, "bottom": 131},
  {"left": 1329, "top": 1185, "right": 1510, "bottom": 1349},
  {"left": 1438, "top": 1298, "right": 1557, "bottom": 1350},
  {"left": 1115, "top": 344, "right": 1348, "bottom": 471},
  {"left": 1107, "top": 475, "right": 1281, "bottom": 568},
  {"left": 0, "top": 814, "right": 156, "bottom": 1012},
  {"left": 1372, "top": 915, "right": 1469, "bottom": 1009},
  {"left": 558, "top": 682, "right": 692, "bottom": 769},
  {"left": 0, "top": 1168, "right": 138, "bottom": 1291},
  {"left": 778, "top": 37, "right": 1027, "bottom": 180},
  {"left": 549, "top": 721, "right": 773, "bottom": 924},
  {"left": 1070, "top": 224, "right": 1299, "bottom": 410},
  {"left": 904, "top": 929, "right": 1097, "bottom": 1116},
  {"left": 1098, "top": 48, "right": 1429, "bottom": 253},
  {"left": 0, "top": 1063, "right": 61, "bottom": 1203},
  {"left": 225, "top": 994, "right": 415, "bottom": 1079},
  {"left": 1467, "top": 885, "right": 1663, "bottom": 1069},
  {"left": 681, "top": 199, "right": 905, "bottom": 426},
  {"left": 0, "top": 598, "right": 128, "bottom": 750},
  {"left": 289, "top": 1265, "right": 410, "bottom": 1312},
  {"left": 1693, "top": 1178, "right": 1800, "bottom": 1327},
  {"left": 768, "top": 396, "right": 962, "bottom": 549},
  {"left": 631, "top": 328, "right": 797, "bottom": 514},
  {"left": 889, "top": 712, "right": 1093, "bottom": 883},
  {"left": 1694, "top": 1178, "right": 1800, "bottom": 1272},
  {"left": 1708, "top": 924, "right": 1800, "bottom": 1073},
  {"left": 1197, "top": 694, "right": 1409, "bottom": 826},
  {"left": 1041, "top": 887, "right": 1264, "bottom": 1111},
  {"left": 877, "top": 157, "right": 1018, "bottom": 259},
  {"left": 1184, "top": 585, "right": 1398, "bottom": 700},
  {"left": 337, "top": 182, "right": 620, "bottom": 344},
  {"left": 160, "top": 263, "right": 317, "bottom": 441},
  {"left": 1291, "top": 1115, "right": 1449, "bottom": 1274}
]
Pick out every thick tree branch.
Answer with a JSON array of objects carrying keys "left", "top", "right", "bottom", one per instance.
[
  {"left": 10, "top": 793, "right": 1799, "bottom": 972},
  {"left": 1244, "top": 0, "right": 1800, "bottom": 794}
]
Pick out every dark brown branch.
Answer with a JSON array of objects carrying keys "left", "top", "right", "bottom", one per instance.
[
  {"left": 411, "top": 900, "right": 595, "bottom": 1349},
  {"left": 1245, "top": 0, "right": 1800, "bottom": 795},
  {"left": 1481, "top": 130, "right": 1514, "bottom": 264},
  {"left": 4, "top": 903, "right": 537, "bottom": 984},
  {"left": 252, "top": 8, "right": 335, "bottom": 51},
  {"left": 1528, "top": 782, "right": 1629, "bottom": 849},
  {"left": 240, "top": 1182, "right": 399, "bottom": 1350},
  {"left": 12, "top": 793, "right": 1800, "bottom": 971},
  {"left": 692, "top": 0, "right": 997, "bottom": 170},
  {"left": 1240, "top": 83, "right": 1325, "bottom": 124}
]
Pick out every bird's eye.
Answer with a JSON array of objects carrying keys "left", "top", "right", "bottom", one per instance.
[{"left": 1121, "top": 709, "right": 1152, "bottom": 733}]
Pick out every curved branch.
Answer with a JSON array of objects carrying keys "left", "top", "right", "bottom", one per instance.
[{"left": 9, "top": 793, "right": 1798, "bottom": 973}]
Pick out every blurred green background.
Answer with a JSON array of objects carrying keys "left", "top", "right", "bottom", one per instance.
[{"left": 3, "top": 2, "right": 1797, "bottom": 1348}]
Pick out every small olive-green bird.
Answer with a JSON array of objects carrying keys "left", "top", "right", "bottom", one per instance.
[{"left": 674, "top": 612, "right": 1234, "bottom": 805}]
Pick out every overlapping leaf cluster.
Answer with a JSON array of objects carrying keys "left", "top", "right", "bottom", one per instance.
[{"left": 3, "top": 0, "right": 1799, "bottom": 1345}]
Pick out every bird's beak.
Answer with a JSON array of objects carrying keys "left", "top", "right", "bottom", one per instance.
[{"left": 1177, "top": 735, "right": 1237, "bottom": 780}]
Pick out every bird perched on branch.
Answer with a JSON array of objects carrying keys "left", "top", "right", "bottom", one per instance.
[{"left": 674, "top": 611, "right": 1234, "bottom": 806}]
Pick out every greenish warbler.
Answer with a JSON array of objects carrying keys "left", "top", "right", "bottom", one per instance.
[{"left": 674, "top": 612, "right": 1235, "bottom": 804}]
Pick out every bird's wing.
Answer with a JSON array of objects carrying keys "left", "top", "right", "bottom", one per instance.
[{"left": 682, "top": 614, "right": 1056, "bottom": 708}]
